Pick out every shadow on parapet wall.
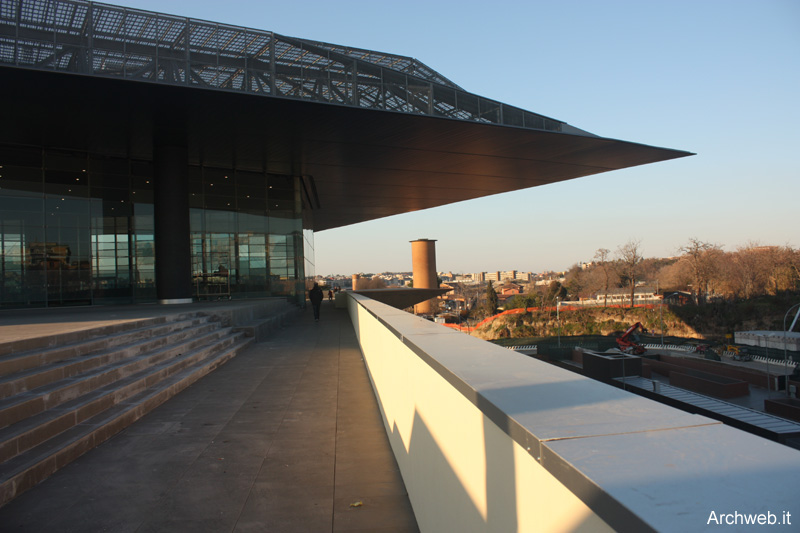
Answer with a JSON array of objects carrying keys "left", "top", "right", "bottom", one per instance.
[
  {"left": 397, "top": 413, "right": 485, "bottom": 530},
  {"left": 482, "top": 409, "right": 519, "bottom": 533},
  {"left": 388, "top": 406, "right": 610, "bottom": 532}
]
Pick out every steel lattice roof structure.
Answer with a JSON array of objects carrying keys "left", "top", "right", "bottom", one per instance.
[
  {"left": 0, "top": 0, "right": 692, "bottom": 231},
  {"left": 0, "top": 0, "right": 566, "bottom": 133}
]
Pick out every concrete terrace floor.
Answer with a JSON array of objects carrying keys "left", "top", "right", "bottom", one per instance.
[{"left": 0, "top": 301, "right": 419, "bottom": 532}]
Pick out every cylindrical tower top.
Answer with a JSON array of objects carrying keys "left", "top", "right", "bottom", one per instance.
[{"left": 411, "top": 239, "right": 438, "bottom": 315}]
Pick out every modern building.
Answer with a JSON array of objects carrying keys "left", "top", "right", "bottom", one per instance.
[
  {"left": 500, "top": 270, "right": 518, "bottom": 281},
  {"left": 485, "top": 272, "right": 502, "bottom": 282},
  {"left": 590, "top": 286, "right": 662, "bottom": 306},
  {"left": 515, "top": 271, "right": 533, "bottom": 282},
  {"left": 0, "top": 0, "right": 690, "bottom": 309}
]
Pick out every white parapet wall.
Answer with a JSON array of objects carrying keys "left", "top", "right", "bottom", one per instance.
[{"left": 347, "top": 293, "right": 800, "bottom": 532}]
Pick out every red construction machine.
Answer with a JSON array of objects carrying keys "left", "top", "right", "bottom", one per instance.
[{"left": 616, "top": 322, "right": 648, "bottom": 355}]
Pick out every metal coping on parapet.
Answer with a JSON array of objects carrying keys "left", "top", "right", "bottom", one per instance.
[{"left": 0, "top": 0, "right": 566, "bottom": 133}]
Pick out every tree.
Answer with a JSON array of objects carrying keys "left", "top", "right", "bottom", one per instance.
[
  {"left": 728, "top": 242, "right": 769, "bottom": 299},
  {"left": 505, "top": 292, "right": 541, "bottom": 311},
  {"left": 763, "top": 245, "right": 800, "bottom": 294},
  {"left": 594, "top": 248, "right": 612, "bottom": 307},
  {"left": 485, "top": 281, "right": 498, "bottom": 316},
  {"left": 774, "top": 245, "right": 800, "bottom": 293},
  {"left": 616, "top": 239, "right": 643, "bottom": 308},
  {"left": 563, "top": 264, "right": 584, "bottom": 300},
  {"left": 656, "top": 259, "right": 691, "bottom": 291},
  {"left": 546, "top": 280, "right": 567, "bottom": 303},
  {"left": 678, "top": 238, "right": 723, "bottom": 304}
]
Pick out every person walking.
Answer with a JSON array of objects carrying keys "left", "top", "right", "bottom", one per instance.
[{"left": 309, "top": 283, "right": 324, "bottom": 322}]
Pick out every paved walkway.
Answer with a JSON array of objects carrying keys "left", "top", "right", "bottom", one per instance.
[{"left": 0, "top": 301, "right": 418, "bottom": 532}]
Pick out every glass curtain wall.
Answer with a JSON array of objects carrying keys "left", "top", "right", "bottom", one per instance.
[
  {"left": 0, "top": 146, "right": 153, "bottom": 308},
  {"left": 0, "top": 145, "right": 306, "bottom": 308},
  {"left": 188, "top": 165, "right": 304, "bottom": 303}
]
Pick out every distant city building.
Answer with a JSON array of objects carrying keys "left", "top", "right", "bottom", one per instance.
[
  {"left": 499, "top": 283, "right": 524, "bottom": 296},
  {"left": 585, "top": 287, "right": 662, "bottom": 306},
  {"left": 500, "top": 270, "right": 517, "bottom": 281},
  {"left": 515, "top": 272, "right": 533, "bottom": 282},
  {"left": 663, "top": 291, "right": 692, "bottom": 305}
]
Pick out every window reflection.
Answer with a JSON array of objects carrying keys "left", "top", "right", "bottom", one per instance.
[
  {"left": 189, "top": 167, "right": 306, "bottom": 302},
  {"left": 0, "top": 147, "right": 307, "bottom": 308}
]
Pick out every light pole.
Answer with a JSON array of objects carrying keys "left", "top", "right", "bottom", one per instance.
[
  {"left": 657, "top": 279, "right": 664, "bottom": 345},
  {"left": 784, "top": 303, "right": 800, "bottom": 398},
  {"left": 763, "top": 334, "right": 770, "bottom": 393},
  {"left": 557, "top": 296, "right": 561, "bottom": 348}
]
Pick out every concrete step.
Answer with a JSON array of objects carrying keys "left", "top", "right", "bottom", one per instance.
[
  {"left": 0, "top": 328, "right": 242, "bottom": 462},
  {"left": 0, "top": 324, "right": 233, "bottom": 430},
  {"left": 0, "top": 328, "right": 245, "bottom": 463},
  {"left": 0, "top": 315, "right": 211, "bottom": 378},
  {"left": 0, "top": 313, "right": 198, "bottom": 357},
  {"left": 0, "top": 333, "right": 253, "bottom": 507},
  {"left": 0, "top": 299, "right": 297, "bottom": 508},
  {"left": 0, "top": 318, "right": 216, "bottom": 401}
]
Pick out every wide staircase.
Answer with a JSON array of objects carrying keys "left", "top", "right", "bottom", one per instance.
[{"left": 0, "top": 302, "right": 296, "bottom": 507}]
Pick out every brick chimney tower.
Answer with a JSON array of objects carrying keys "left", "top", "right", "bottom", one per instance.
[{"left": 410, "top": 239, "right": 438, "bottom": 315}]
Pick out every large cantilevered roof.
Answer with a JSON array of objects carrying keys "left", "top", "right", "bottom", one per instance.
[{"left": 0, "top": 0, "right": 692, "bottom": 231}]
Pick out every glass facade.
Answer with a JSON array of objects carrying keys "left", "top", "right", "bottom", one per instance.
[
  {"left": 0, "top": 145, "right": 308, "bottom": 308},
  {"left": 187, "top": 167, "right": 306, "bottom": 304}
]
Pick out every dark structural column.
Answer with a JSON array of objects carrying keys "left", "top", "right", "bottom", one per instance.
[{"left": 153, "top": 139, "right": 192, "bottom": 304}]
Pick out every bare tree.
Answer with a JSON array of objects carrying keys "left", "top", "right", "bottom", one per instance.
[
  {"left": 656, "top": 259, "right": 692, "bottom": 291},
  {"left": 594, "top": 248, "right": 612, "bottom": 307},
  {"left": 678, "top": 238, "right": 723, "bottom": 304},
  {"left": 729, "top": 242, "right": 769, "bottom": 299},
  {"left": 763, "top": 245, "right": 800, "bottom": 294},
  {"left": 712, "top": 243, "right": 800, "bottom": 298},
  {"left": 776, "top": 245, "right": 800, "bottom": 293},
  {"left": 616, "top": 240, "right": 643, "bottom": 308}
]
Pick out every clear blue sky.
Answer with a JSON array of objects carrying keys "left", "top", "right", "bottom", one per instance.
[{"left": 115, "top": 0, "right": 800, "bottom": 276}]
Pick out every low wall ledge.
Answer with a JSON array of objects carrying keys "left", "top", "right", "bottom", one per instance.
[{"left": 349, "top": 293, "right": 800, "bottom": 532}]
